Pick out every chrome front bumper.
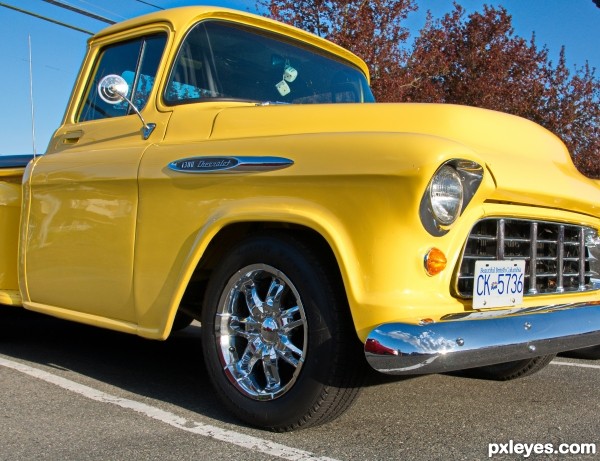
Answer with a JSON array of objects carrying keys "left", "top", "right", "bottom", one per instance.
[{"left": 365, "top": 302, "right": 600, "bottom": 375}]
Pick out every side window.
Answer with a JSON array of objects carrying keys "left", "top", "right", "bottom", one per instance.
[{"left": 78, "top": 34, "right": 167, "bottom": 122}]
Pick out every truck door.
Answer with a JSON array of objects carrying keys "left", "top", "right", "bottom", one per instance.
[{"left": 21, "top": 32, "right": 170, "bottom": 325}]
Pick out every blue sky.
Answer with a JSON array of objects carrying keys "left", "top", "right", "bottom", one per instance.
[{"left": 1, "top": 0, "right": 599, "bottom": 155}]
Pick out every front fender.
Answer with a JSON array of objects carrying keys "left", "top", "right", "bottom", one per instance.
[
  {"left": 133, "top": 132, "right": 485, "bottom": 339},
  {"left": 137, "top": 197, "right": 363, "bottom": 339}
]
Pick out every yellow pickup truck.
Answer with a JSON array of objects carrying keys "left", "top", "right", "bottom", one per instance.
[{"left": 2, "top": 6, "right": 600, "bottom": 431}]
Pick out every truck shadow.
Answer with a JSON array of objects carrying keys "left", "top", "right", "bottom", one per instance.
[
  {"left": 0, "top": 305, "right": 239, "bottom": 426},
  {"left": 0, "top": 305, "right": 413, "bottom": 426}
]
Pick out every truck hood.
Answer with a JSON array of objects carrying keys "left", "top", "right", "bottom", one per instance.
[{"left": 211, "top": 102, "right": 600, "bottom": 218}]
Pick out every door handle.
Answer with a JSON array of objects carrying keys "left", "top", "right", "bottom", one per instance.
[{"left": 61, "top": 130, "right": 83, "bottom": 145}]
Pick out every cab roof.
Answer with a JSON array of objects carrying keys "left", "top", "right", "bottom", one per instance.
[{"left": 91, "top": 6, "right": 370, "bottom": 82}]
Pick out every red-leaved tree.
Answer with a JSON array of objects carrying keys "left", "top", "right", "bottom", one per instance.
[{"left": 399, "top": 4, "right": 600, "bottom": 177}]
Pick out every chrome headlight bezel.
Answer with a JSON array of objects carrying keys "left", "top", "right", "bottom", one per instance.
[{"left": 420, "top": 159, "right": 484, "bottom": 236}]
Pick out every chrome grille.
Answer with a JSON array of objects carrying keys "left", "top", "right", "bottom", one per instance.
[{"left": 456, "top": 218, "right": 600, "bottom": 297}]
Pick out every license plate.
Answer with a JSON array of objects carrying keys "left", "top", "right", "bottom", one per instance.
[{"left": 472, "top": 260, "right": 526, "bottom": 308}]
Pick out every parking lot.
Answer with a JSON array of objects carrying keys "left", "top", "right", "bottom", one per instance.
[{"left": 1, "top": 305, "right": 598, "bottom": 460}]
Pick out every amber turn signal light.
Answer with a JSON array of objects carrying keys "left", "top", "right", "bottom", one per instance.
[{"left": 425, "top": 247, "right": 447, "bottom": 276}]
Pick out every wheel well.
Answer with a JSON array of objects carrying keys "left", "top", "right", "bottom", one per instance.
[{"left": 177, "top": 222, "right": 346, "bottom": 322}]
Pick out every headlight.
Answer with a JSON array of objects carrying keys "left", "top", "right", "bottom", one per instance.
[
  {"left": 429, "top": 165, "right": 463, "bottom": 226},
  {"left": 420, "top": 159, "right": 483, "bottom": 236}
]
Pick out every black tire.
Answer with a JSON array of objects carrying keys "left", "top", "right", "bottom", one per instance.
[
  {"left": 465, "top": 354, "right": 556, "bottom": 381},
  {"left": 201, "top": 234, "right": 364, "bottom": 431}
]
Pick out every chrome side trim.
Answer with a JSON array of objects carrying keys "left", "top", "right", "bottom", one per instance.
[
  {"left": 168, "top": 156, "right": 294, "bottom": 173},
  {"left": 365, "top": 302, "right": 600, "bottom": 375}
]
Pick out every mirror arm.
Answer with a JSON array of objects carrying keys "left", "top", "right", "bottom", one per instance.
[{"left": 113, "top": 88, "right": 156, "bottom": 140}]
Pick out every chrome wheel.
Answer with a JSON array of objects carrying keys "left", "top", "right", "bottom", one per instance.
[
  {"left": 202, "top": 235, "right": 364, "bottom": 430},
  {"left": 215, "top": 264, "right": 307, "bottom": 400}
]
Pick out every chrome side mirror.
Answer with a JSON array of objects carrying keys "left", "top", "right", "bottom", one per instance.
[
  {"left": 98, "top": 74, "right": 129, "bottom": 103},
  {"left": 97, "top": 74, "right": 156, "bottom": 140}
]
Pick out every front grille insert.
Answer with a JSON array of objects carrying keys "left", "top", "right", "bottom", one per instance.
[{"left": 456, "top": 218, "right": 600, "bottom": 297}]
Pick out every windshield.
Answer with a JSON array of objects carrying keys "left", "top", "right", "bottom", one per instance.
[{"left": 165, "top": 20, "right": 375, "bottom": 105}]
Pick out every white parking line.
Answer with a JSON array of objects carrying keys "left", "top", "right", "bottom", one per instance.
[
  {"left": 0, "top": 356, "right": 340, "bottom": 461},
  {"left": 551, "top": 359, "right": 600, "bottom": 370}
]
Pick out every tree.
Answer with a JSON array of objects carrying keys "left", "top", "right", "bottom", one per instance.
[
  {"left": 399, "top": 4, "right": 600, "bottom": 177},
  {"left": 399, "top": 6, "right": 548, "bottom": 110},
  {"left": 544, "top": 51, "right": 600, "bottom": 176}
]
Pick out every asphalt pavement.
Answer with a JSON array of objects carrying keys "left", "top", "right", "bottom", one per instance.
[{"left": 1, "top": 305, "right": 599, "bottom": 461}]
